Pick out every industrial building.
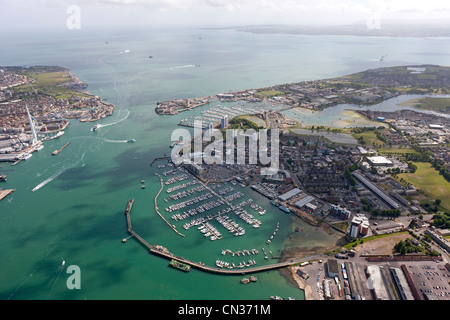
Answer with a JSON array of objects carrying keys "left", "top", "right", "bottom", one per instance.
[
  {"left": 366, "top": 156, "right": 393, "bottom": 167},
  {"left": 352, "top": 172, "right": 401, "bottom": 210},
  {"left": 294, "top": 195, "right": 315, "bottom": 209},
  {"left": 277, "top": 188, "right": 301, "bottom": 202},
  {"left": 390, "top": 267, "right": 415, "bottom": 300},
  {"left": 326, "top": 259, "right": 340, "bottom": 278},
  {"left": 365, "top": 265, "right": 390, "bottom": 300}
]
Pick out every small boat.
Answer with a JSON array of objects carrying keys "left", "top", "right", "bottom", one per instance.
[
  {"left": 0, "top": 174, "right": 7, "bottom": 182},
  {"left": 91, "top": 124, "right": 100, "bottom": 132},
  {"left": 127, "top": 139, "right": 136, "bottom": 143},
  {"left": 250, "top": 276, "right": 257, "bottom": 282},
  {"left": 23, "top": 153, "right": 32, "bottom": 160},
  {"left": 240, "top": 278, "right": 250, "bottom": 284},
  {"left": 35, "top": 144, "right": 44, "bottom": 151},
  {"left": 141, "top": 185, "right": 146, "bottom": 189},
  {"left": 61, "top": 258, "right": 66, "bottom": 266}
]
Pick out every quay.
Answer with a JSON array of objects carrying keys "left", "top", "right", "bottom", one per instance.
[
  {"left": 0, "top": 189, "right": 16, "bottom": 202},
  {"left": 154, "top": 173, "right": 186, "bottom": 237},
  {"left": 124, "top": 199, "right": 322, "bottom": 275},
  {"left": 52, "top": 141, "right": 71, "bottom": 156},
  {"left": 150, "top": 156, "right": 171, "bottom": 166}
]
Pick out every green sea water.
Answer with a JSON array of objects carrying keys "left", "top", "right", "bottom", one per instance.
[{"left": 1, "top": 27, "right": 450, "bottom": 300}]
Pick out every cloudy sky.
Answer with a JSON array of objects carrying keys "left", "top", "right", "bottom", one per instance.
[{"left": 2, "top": 0, "right": 450, "bottom": 31}]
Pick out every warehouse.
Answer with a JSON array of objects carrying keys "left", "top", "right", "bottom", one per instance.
[
  {"left": 366, "top": 156, "right": 393, "bottom": 167},
  {"left": 294, "top": 195, "right": 315, "bottom": 209},
  {"left": 278, "top": 188, "right": 301, "bottom": 202}
]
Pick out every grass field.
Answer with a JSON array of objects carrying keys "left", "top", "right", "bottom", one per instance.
[
  {"left": 254, "top": 90, "right": 284, "bottom": 98},
  {"left": 351, "top": 130, "right": 385, "bottom": 146},
  {"left": 377, "top": 147, "right": 419, "bottom": 155},
  {"left": 13, "top": 68, "right": 86, "bottom": 100},
  {"left": 398, "top": 162, "right": 450, "bottom": 210},
  {"left": 399, "top": 97, "right": 450, "bottom": 114}
]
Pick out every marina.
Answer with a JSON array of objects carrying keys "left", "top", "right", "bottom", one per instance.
[{"left": 124, "top": 198, "right": 321, "bottom": 275}]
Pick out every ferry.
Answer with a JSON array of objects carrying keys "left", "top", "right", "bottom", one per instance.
[
  {"left": 279, "top": 206, "right": 290, "bottom": 213},
  {"left": 169, "top": 259, "right": 191, "bottom": 272},
  {"left": 270, "top": 200, "right": 279, "bottom": 207}
]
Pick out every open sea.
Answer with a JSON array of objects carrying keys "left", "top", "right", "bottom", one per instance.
[{"left": 1, "top": 27, "right": 450, "bottom": 300}]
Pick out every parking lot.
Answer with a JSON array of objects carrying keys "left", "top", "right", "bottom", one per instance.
[
  {"left": 297, "top": 257, "right": 450, "bottom": 300},
  {"left": 407, "top": 263, "right": 450, "bottom": 300}
]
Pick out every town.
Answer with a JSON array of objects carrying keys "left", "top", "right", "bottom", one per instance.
[
  {"left": 162, "top": 65, "right": 450, "bottom": 300},
  {"left": 0, "top": 66, "right": 114, "bottom": 163}
]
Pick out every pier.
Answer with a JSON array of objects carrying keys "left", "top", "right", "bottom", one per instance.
[
  {"left": 52, "top": 141, "right": 70, "bottom": 156},
  {"left": 0, "top": 189, "right": 16, "bottom": 202},
  {"left": 154, "top": 173, "right": 186, "bottom": 237},
  {"left": 150, "top": 156, "right": 171, "bottom": 166},
  {"left": 124, "top": 199, "right": 322, "bottom": 275}
]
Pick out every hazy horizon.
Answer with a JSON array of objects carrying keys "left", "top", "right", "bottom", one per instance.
[{"left": 2, "top": 0, "right": 450, "bottom": 33}]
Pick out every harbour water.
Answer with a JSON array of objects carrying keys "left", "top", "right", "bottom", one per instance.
[{"left": 1, "top": 27, "right": 450, "bottom": 300}]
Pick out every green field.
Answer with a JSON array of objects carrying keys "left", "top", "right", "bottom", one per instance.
[
  {"left": 12, "top": 67, "right": 87, "bottom": 100},
  {"left": 377, "top": 147, "right": 419, "bottom": 155},
  {"left": 254, "top": 90, "right": 284, "bottom": 98},
  {"left": 351, "top": 130, "right": 385, "bottom": 146},
  {"left": 398, "top": 162, "right": 450, "bottom": 210},
  {"left": 399, "top": 97, "right": 450, "bottom": 114}
]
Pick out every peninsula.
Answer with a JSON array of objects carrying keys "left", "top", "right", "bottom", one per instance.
[
  {"left": 0, "top": 66, "right": 114, "bottom": 162},
  {"left": 155, "top": 64, "right": 450, "bottom": 116}
]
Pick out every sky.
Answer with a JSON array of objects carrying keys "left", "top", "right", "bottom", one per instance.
[{"left": 2, "top": 0, "right": 450, "bottom": 31}]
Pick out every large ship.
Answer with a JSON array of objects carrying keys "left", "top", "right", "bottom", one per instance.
[{"left": 169, "top": 259, "right": 191, "bottom": 272}]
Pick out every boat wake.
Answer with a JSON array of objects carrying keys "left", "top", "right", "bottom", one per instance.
[
  {"left": 169, "top": 64, "right": 195, "bottom": 71},
  {"left": 32, "top": 152, "right": 87, "bottom": 192},
  {"left": 46, "top": 258, "right": 66, "bottom": 299},
  {"left": 96, "top": 109, "right": 130, "bottom": 129},
  {"left": 104, "top": 139, "right": 128, "bottom": 143}
]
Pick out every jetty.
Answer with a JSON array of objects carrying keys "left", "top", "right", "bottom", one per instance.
[
  {"left": 150, "top": 156, "right": 171, "bottom": 166},
  {"left": 123, "top": 199, "right": 322, "bottom": 275},
  {"left": 0, "top": 189, "right": 16, "bottom": 202},
  {"left": 154, "top": 173, "right": 186, "bottom": 237},
  {"left": 52, "top": 141, "right": 71, "bottom": 156}
]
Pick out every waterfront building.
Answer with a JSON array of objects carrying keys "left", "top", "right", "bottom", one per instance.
[
  {"left": 294, "top": 195, "right": 315, "bottom": 209},
  {"left": 349, "top": 214, "right": 369, "bottom": 238},
  {"left": 278, "top": 188, "right": 301, "bottom": 202},
  {"left": 221, "top": 115, "right": 228, "bottom": 129}
]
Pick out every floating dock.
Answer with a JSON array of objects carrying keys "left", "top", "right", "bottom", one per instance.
[{"left": 52, "top": 142, "right": 71, "bottom": 156}]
